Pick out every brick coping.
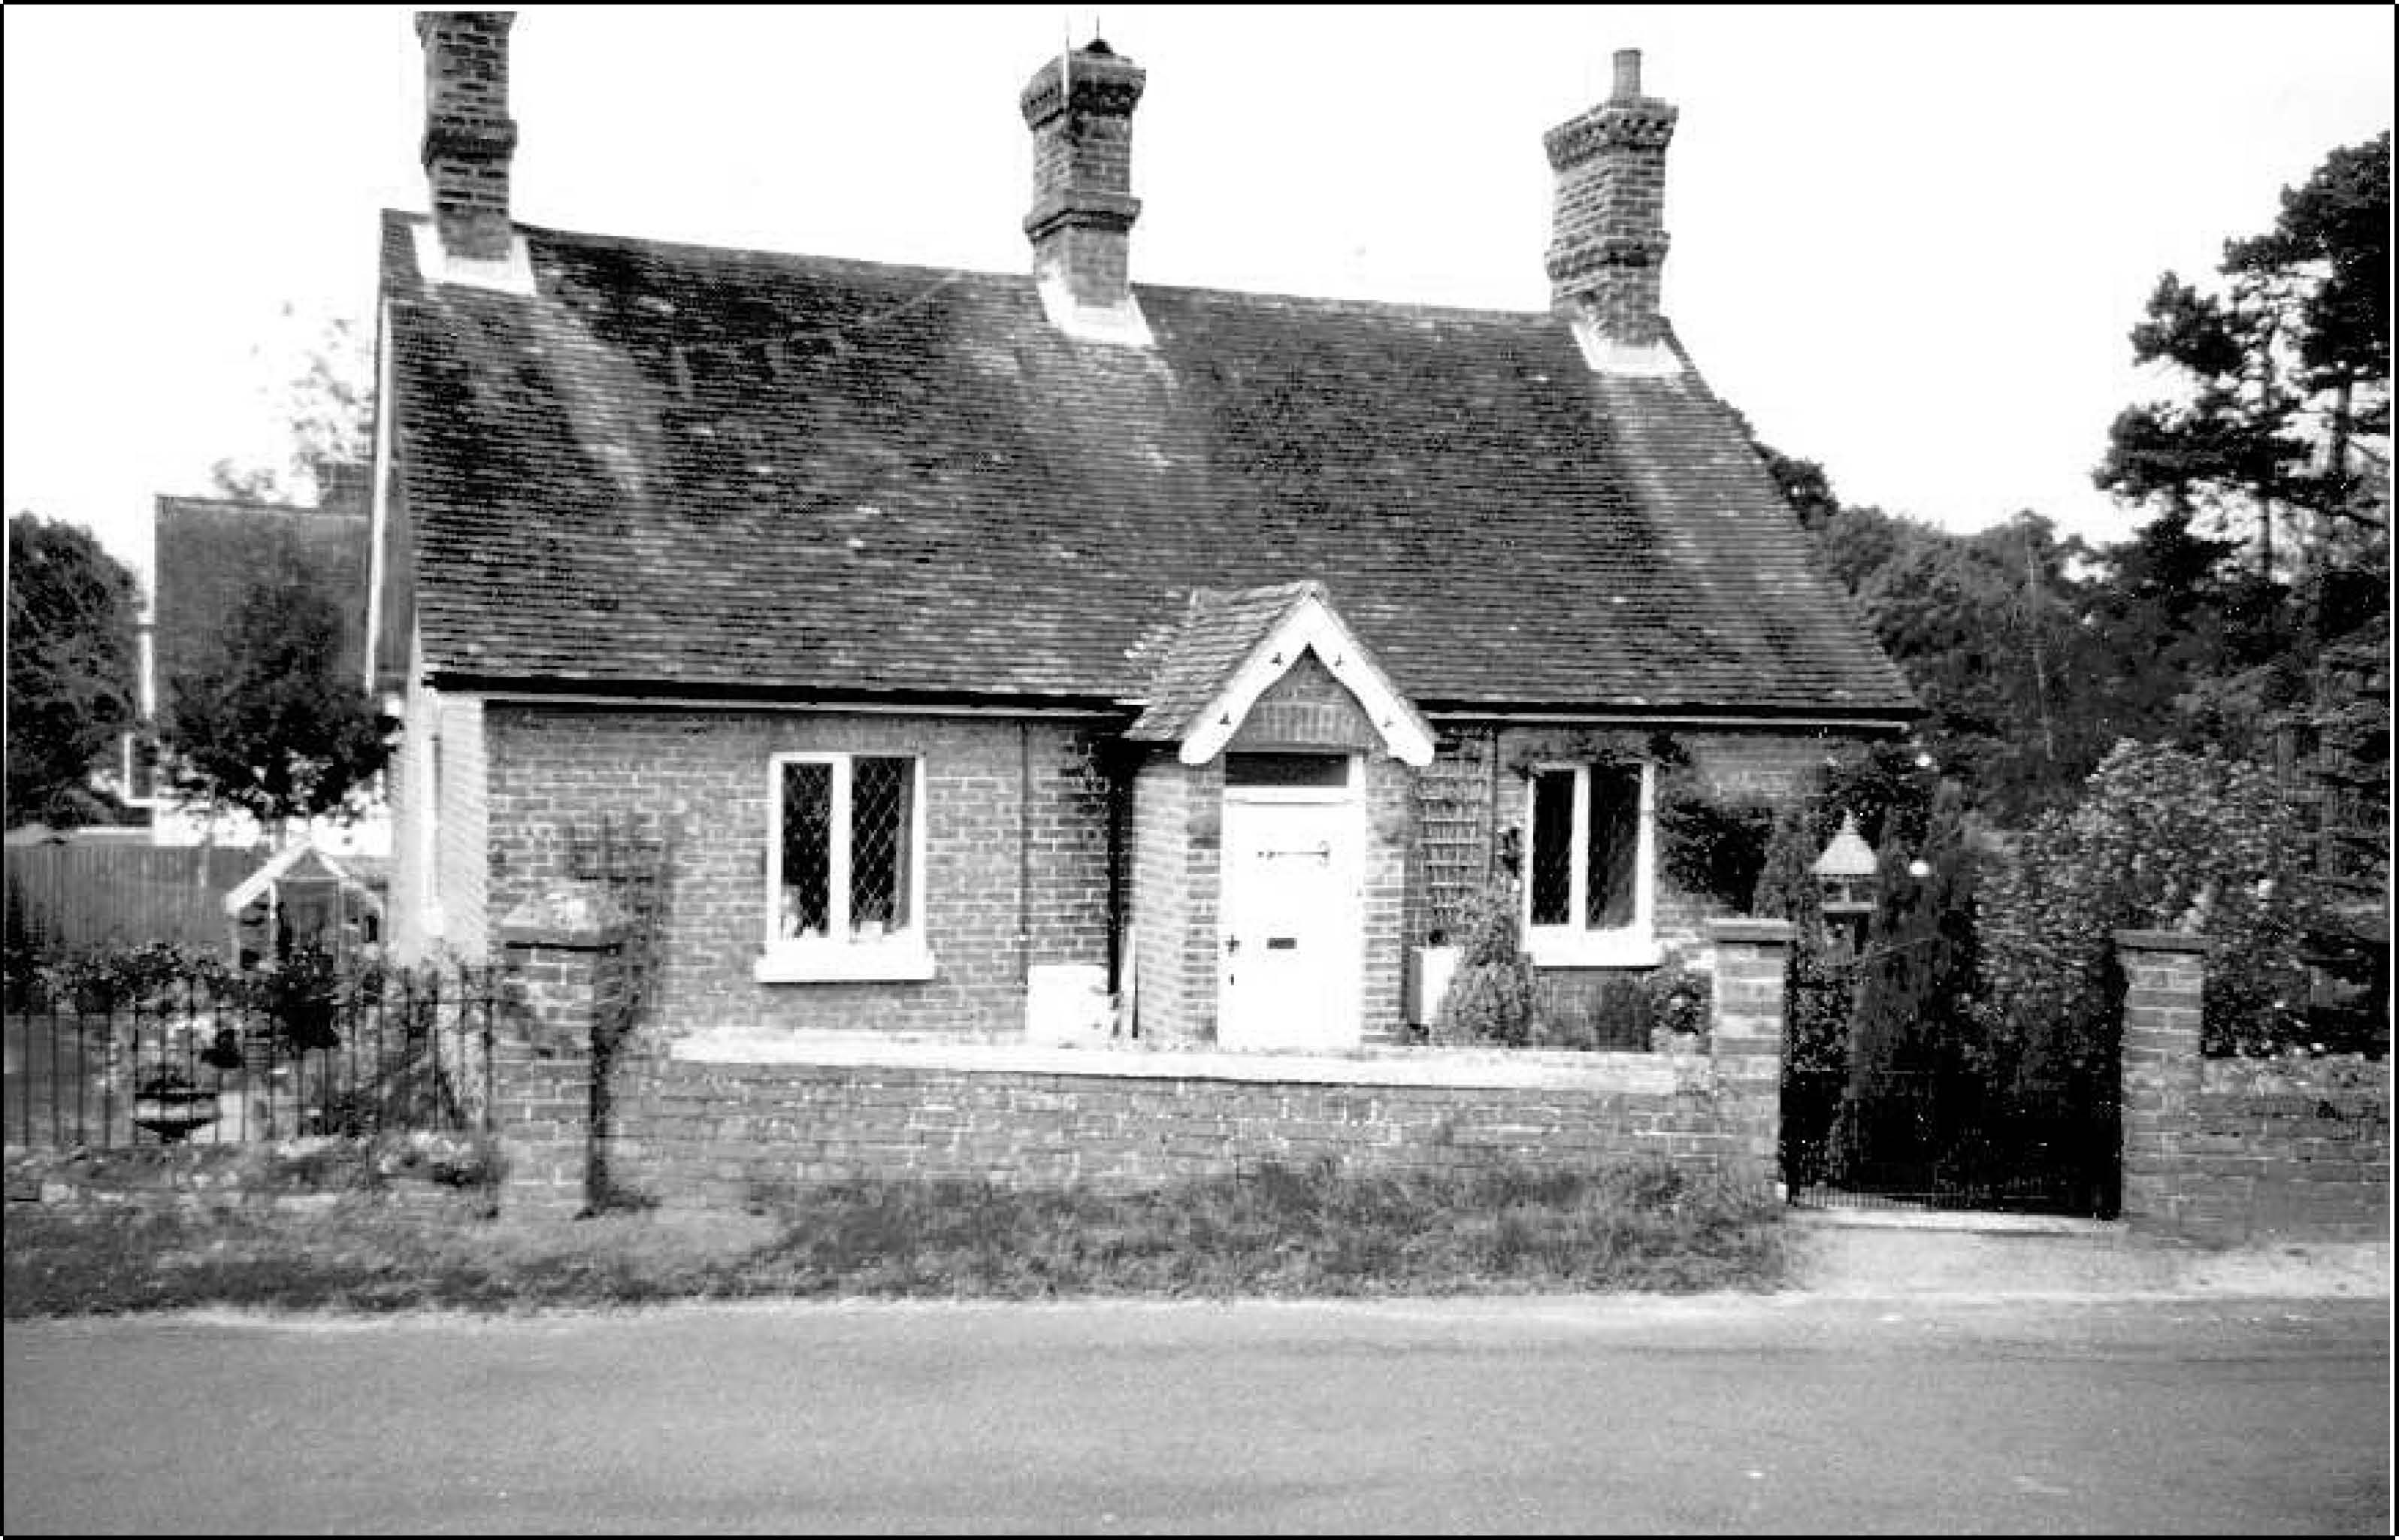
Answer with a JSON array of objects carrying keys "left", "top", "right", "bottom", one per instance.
[{"left": 667, "top": 1031, "right": 1711, "bottom": 1091}]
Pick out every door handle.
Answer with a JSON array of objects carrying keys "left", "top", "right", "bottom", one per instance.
[{"left": 1225, "top": 936, "right": 1240, "bottom": 955}]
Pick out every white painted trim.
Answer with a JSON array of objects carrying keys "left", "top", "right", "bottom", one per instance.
[
  {"left": 754, "top": 943, "right": 939, "bottom": 985},
  {"left": 363, "top": 299, "right": 396, "bottom": 695},
  {"left": 1569, "top": 320, "right": 1687, "bottom": 378},
  {"left": 1179, "top": 597, "right": 1436, "bottom": 767},
  {"left": 1033, "top": 275, "right": 1155, "bottom": 346},
  {"left": 412, "top": 627, "right": 445, "bottom": 942},
  {"left": 464, "top": 690, "right": 1122, "bottom": 719},
  {"left": 763, "top": 751, "right": 930, "bottom": 966},
  {"left": 670, "top": 1031, "right": 1708, "bottom": 1092},
  {"left": 1526, "top": 933, "right": 1665, "bottom": 970},
  {"left": 409, "top": 217, "right": 536, "bottom": 297},
  {"left": 1522, "top": 759, "right": 1658, "bottom": 966}
]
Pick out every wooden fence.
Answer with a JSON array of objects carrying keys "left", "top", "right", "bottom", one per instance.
[{"left": 4, "top": 843, "right": 254, "bottom": 956}]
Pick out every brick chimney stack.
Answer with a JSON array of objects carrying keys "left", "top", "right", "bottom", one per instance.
[
  {"left": 418, "top": 11, "right": 519, "bottom": 265},
  {"left": 1020, "top": 39, "right": 1147, "bottom": 319},
  {"left": 1544, "top": 49, "right": 1678, "bottom": 349}
]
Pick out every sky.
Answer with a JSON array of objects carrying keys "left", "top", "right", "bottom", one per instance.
[{"left": 4, "top": 4, "right": 2391, "bottom": 596}]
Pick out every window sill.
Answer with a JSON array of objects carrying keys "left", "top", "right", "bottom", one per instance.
[
  {"left": 1525, "top": 930, "right": 1661, "bottom": 970},
  {"left": 754, "top": 941, "right": 939, "bottom": 984}
]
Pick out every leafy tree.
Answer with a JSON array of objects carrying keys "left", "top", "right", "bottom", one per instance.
[
  {"left": 2094, "top": 135, "right": 2389, "bottom": 924},
  {"left": 1844, "top": 782, "right": 1980, "bottom": 1083},
  {"left": 2096, "top": 132, "right": 2389, "bottom": 579},
  {"left": 161, "top": 549, "right": 392, "bottom": 838},
  {"left": 1825, "top": 509, "right": 2119, "bottom": 819},
  {"left": 5, "top": 513, "right": 138, "bottom": 827}
]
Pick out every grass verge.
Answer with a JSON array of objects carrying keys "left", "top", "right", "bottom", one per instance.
[{"left": 3, "top": 1158, "right": 1785, "bottom": 1316}]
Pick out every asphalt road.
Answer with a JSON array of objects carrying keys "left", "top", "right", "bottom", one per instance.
[{"left": 5, "top": 1294, "right": 2389, "bottom": 1535}]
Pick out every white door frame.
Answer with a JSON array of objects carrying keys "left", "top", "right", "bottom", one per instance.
[{"left": 1216, "top": 758, "right": 1365, "bottom": 1051}]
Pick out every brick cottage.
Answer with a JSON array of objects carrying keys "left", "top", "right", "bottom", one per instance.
[{"left": 366, "top": 15, "right": 1916, "bottom": 1206}]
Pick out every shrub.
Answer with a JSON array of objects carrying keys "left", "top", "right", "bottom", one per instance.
[
  {"left": 1979, "top": 740, "right": 2330, "bottom": 1072},
  {"left": 1845, "top": 781, "right": 1980, "bottom": 1085},
  {"left": 1431, "top": 876, "right": 1536, "bottom": 1046},
  {"left": 250, "top": 942, "right": 341, "bottom": 1054},
  {"left": 1640, "top": 953, "right": 1713, "bottom": 1045},
  {"left": 1517, "top": 954, "right": 1712, "bottom": 1051},
  {"left": 38, "top": 941, "right": 231, "bottom": 1016},
  {"left": 1656, "top": 783, "right": 1777, "bottom": 910}
]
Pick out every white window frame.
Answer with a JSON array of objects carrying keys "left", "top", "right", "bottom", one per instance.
[
  {"left": 755, "top": 751, "right": 936, "bottom": 983},
  {"left": 1521, "top": 760, "right": 1659, "bottom": 968}
]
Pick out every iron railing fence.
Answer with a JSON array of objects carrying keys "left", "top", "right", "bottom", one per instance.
[{"left": 3, "top": 964, "right": 501, "bottom": 1149}]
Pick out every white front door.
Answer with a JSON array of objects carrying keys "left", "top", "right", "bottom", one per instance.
[{"left": 1218, "top": 792, "right": 1360, "bottom": 1051}]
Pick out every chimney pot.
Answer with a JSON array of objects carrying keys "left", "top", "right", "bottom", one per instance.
[
  {"left": 1021, "top": 40, "right": 1148, "bottom": 319},
  {"left": 1544, "top": 47, "right": 1679, "bottom": 348}
]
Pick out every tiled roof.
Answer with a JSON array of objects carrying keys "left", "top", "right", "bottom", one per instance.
[
  {"left": 153, "top": 497, "right": 371, "bottom": 700},
  {"left": 1124, "top": 582, "right": 1325, "bottom": 743},
  {"left": 380, "top": 213, "right": 1916, "bottom": 719}
]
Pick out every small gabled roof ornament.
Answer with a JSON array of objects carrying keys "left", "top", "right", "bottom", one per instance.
[{"left": 1811, "top": 812, "right": 1878, "bottom": 880}]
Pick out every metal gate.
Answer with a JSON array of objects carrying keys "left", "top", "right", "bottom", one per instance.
[
  {"left": 1780, "top": 950, "right": 2120, "bottom": 1220},
  {"left": 1782, "top": 1064, "right": 2119, "bottom": 1218}
]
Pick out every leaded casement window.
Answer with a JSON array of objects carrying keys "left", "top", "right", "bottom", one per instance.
[
  {"left": 1522, "top": 760, "right": 1658, "bottom": 967},
  {"left": 757, "top": 752, "right": 935, "bottom": 982}
]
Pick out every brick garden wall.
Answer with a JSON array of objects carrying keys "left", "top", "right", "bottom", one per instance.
[
  {"left": 2118, "top": 930, "right": 2391, "bottom": 1242},
  {"left": 3, "top": 1141, "right": 492, "bottom": 1221},
  {"left": 492, "top": 901, "right": 1789, "bottom": 1215},
  {"left": 2185, "top": 1057, "right": 2391, "bottom": 1240},
  {"left": 595, "top": 1053, "right": 1755, "bottom": 1208}
]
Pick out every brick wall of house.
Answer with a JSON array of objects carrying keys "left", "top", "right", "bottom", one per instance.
[
  {"left": 482, "top": 706, "right": 1115, "bottom": 1039},
  {"left": 1127, "top": 752, "right": 1223, "bottom": 1045},
  {"left": 2117, "top": 930, "right": 2391, "bottom": 1242},
  {"left": 1413, "top": 722, "right": 1883, "bottom": 964}
]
